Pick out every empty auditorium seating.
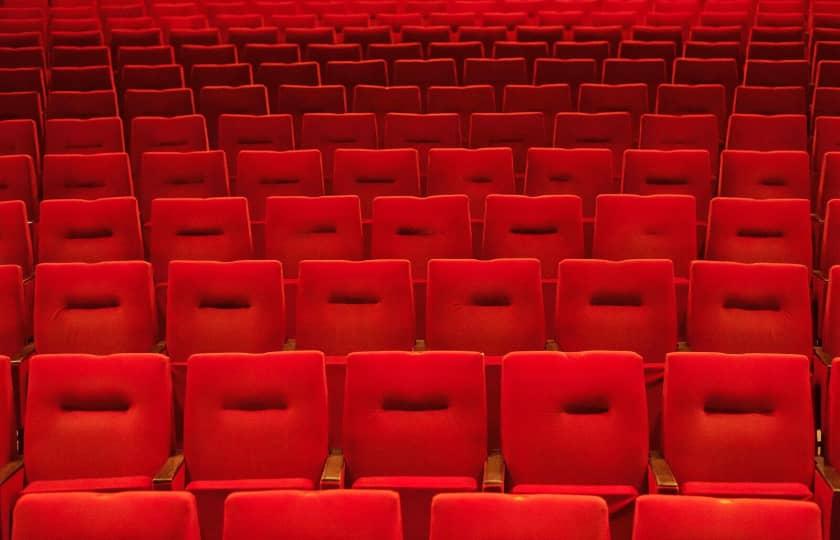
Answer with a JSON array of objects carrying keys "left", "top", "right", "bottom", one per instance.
[
  {"left": 427, "top": 148, "right": 515, "bottom": 216},
  {"left": 198, "top": 85, "right": 269, "bottom": 146},
  {"left": 217, "top": 114, "right": 295, "bottom": 177},
  {"left": 44, "top": 117, "right": 124, "bottom": 155},
  {"left": 332, "top": 148, "right": 420, "bottom": 217},
  {"left": 621, "top": 149, "right": 712, "bottom": 220},
  {"left": 300, "top": 113, "right": 377, "bottom": 175},
  {"left": 726, "top": 114, "right": 809, "bottom": 151},
  {"left": 382, "top": 113, "right": 461, "bottom": 175},
  {"left": 343, "top": 350, "right": 486, "bottom": 540},
  {"left": 524, "top": 148, "right": 615, "bottom": 218},
  {"left": 500, "top": 351, "right": 647, "bottom": 540},
  {"left": 554, "top": 112, "right": 633, "bottom": 171},
  {"left": 129, "top": 115, "right": 208, "bottom": 174},
  {"left": 0, "top": 154, "right": 37, "bottom": 217},
  {"left": 718, "top": 150, "right": 810, "bottom": 199},
  {"left": 41, "top": 153, "right": 132, "bottom": 200},
  {"left": 0, "top": 266, "right": 26, "bottom": 358}
]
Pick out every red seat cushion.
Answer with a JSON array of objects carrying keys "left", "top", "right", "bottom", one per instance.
[
  {"left": 23, "top": 475, "right": 154, "bottom": 494},
  {"left": 680, "top": 481, "right": 813, "bottom": 500}
]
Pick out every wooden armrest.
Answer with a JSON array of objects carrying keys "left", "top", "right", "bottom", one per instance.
[
  {"left": 815, "top": 347, "right": 833, "bottom": 369},
  {"left": 283, "top": 339, "right": 296, "bottom": 351},
  {"left": 545, "top": 340, "right": 559, "bottom": 351},
  {"left": 413, "top": 339, "right": 427, "bottom": 352},
  {"left": 152, "top": 341, "right": 167, "bottom": 354},
  {"left": 817, "top": 457, "right": 840, "bottom": 492},
  {"left": 11, "top": 342, "right": 35, "bottom": 365},
  {"left": 649, "top": 451, "right": 678, "bottom": 494},
  {"left": 0, "top": 460, "right": 23, "bottom": 485},
  {"left": 320, "top": 449, "right": 344, "bottom": 489},
  {"left": 814, "top": 269, "right": 829, "bottom": 283},
  {"left": 676, "top": 342, "right": 691, "bottom": 352},
  {"left": 153, "top": 454, "right": 185, "bottom": 490},
  {"left": 482, "top": 452, "right": 505, "bottom": 493}
]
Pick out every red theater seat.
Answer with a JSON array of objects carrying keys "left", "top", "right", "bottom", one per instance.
[
  {"left": 217, "top": 114, "right": 294, "bottom": 177},
  {"left": 719, "top": 150, "right": 810, "bottom": 199},
  {"left": 621, "top": 149, "right": 712, "bottom": 220},
  {"left": 44, "top": 117, "right": 124, "bottom": 155},
  {"left": 343, "top": 350, "right": 486, "bottom": 540},
  {"left": 138, "top": 150, "right": 229, "bottom": 221},
  {"left": 45, "top": 90, "right": 118, "bottom": 120},
  {"left": 0, "top": 266, "right": 25, "bottom": 358},
  {"left": 632, "top": 496, "right": 822, "bottom": 540},
  {"left": 51, "top": 46, "right": 111, "bottom": 68},
  {"left": 426, "top": 85, "right": 495, "bottom": 138},
  {"left": 0, "top": 155, "right": 37, "bottom": 218},
  {"left": 655, "top": 85, "right": 728, "bottom": 138},
  {"left": 744, "top": 59, "right": 809, "bottom": 87},
  {"left": 524, "top": 148, "right": 615, "bottom": 218},
  {"left": 725, "top": 114, "right": 808, "bottom": 151},
  {"left": 553, "top": 112, "right": 633, "bottom": 171},
  {"left": 733, "top": 85, "right": 807, "bottom": 115},
  {"left": 12, "top": 492, "right": 200, "bottom": 540},
  {"left": 123, "top": 89, "right": 196, "bottom": 122},
  {"left": 427, "top": 147, "right": 515, "bottom": 216},
  {"left": 391, "top": 59, "right": 458, "bottom": 91},
  {"left": 41, "top": 152, "right": 132, "bottom": 200},
  {"left": 462, "top": 57, "right": 528, "bottom": 103},
  {"left": 223, "top": 490, "right": 402, "bottom": 540},
  {"left": 500, "top": 351, "right": 647, "bottom": 540},
  {"left": 120, "top": 64, "right": 185, "bottom": 90},
  {"left": 382, "top": 113, "right": 461, "bottom": 176},
  {"left": 533, "top": 59, "right": 598, "bottom": 103},
  {"left": 198, "top": 85, "right": 269, "bottom": 146},
  {"left": 672, "top": 58, "right": 739, "bottom": 102},
  {"left": 331, "top": 148, "right": 421, "bottom": 218},
  {"left": 129, "top": 115, "right": 208, "bottom": 174},
  {"left": 0, "top": 200, "right": 32, "bottom": 277},
  {"left": 300, "top": 113, "right": 377, "bottom": 176},
  {"left": 49, "top": 66, "right": 114, "bottom": 92},
  {"left": 37, "top": 197, "right": 143, "bottom": 263}
]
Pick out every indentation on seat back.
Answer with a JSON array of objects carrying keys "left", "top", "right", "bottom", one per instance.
[
  {"left": 165, "top": 176, "right": 205, "bottom": 186},
  {"left": 237, "top": 137, "right": 273, "bottom": 145},
  {"left": 382, "top": 395, "right": 449, "bottom": 411},
  {"left": 548, "top": 174, "right": 572, "bottom": 183},
  {"left": 723, "top": 295, "right": 781, "bottom": 311},
  {"left": 66, "top": 142, "right": 103, "bottom": 150},
  {"left": 510, "top": 225, "right": 558, "bottom": 235},
  {"left": 155, "top": 139, "right": 188, "bottom": 148},
  {"left": 736, "top": 228, "right": 784, "bottom": 238},
  {"left": 60, "top": 393, "right": 131, "bottom": 412},
  {"left": 308, "top": 224, "right": 337, "bottom": 234},
  {"left": 356, "top": 176, "right": 395, "bottom": 184},
  {"left": 63, "top": 179, "right": 106, "bottom": 189},
  {"left": 759, "top": 177, "right": 787, "bottom": 187},
  {"left": 66, "top": 228, "right": 113, "bottom": 240},
  {"left": 406, "top": 137, "right": 442, "bottom": 144},
  {"left": 396, "top": 226, "right": 433, "bottom": 236},
  {"left": 468, "top": 175, "right": 493, "bottom": 184},
  {"left": 704, "top": 396, "right": 775, "bottom": 415},
  {"left": 259, "top": 177, "right": 299, "bottom": 185},
  {"left": 489, "top": 137, "right": 524, "bottom": 144},
  {"left": 563, "top": 399, "right": 610, "bottom": 415},
  {"left": 471, "top": 293, "right": 511, "bottom": 307},
  {"left": 576, "top": 136, "right": 610, "bottom": 144},
  {"left": 175, "top": 227, "right": 224, "bottom": 237},
  {"left": 645, "top": 176, "right": 688, "bottom": 186},
  {"left": 328, "top": 293, "right": 380, "bottom": 304},
  {"left": 199, "top": 296, "right": 251, "bottom": 309},
  {"left": 326, "top": 137, "right": 357, "bottom": 143},
  {"left": 65, "top": 296, "right": 121, "bottom": 310},
  {"left": 590, "top": 292, "right": 643, "bottom": 307},
  {"left": 222, "top": 397, "right": 287, "bottom": 411}
]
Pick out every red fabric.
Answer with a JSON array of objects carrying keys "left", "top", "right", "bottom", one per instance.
[
  {"left": 654, "top": 87, "right": 727, "bottom": 140},
  {"left": 553, "top": 112, "right": 633, "bottom": 169},
  {"left": 734, "top": 86, "right": 807, "bottom": 116},
  {"left": 0, "top": 267, "right": 25, "bottom": 358},
  {"left": 719, "top": 150, "right": 811, "bottom": 199},
  {"left": 370, "top": 195, "right": 472, "bottom": 279},
  {"left": 33, "top": 261, "right": 158, "bottom": 354},
  {"left": 44, "top": 117, "right": 124, "bottom": 155},
  {"left": 166, "top": 261, "right": 285, "bottom": 362},
  {"left": 468, "top": 112, "right": 546, "bottom": 173},
  {"left": 324, "top": 60, "right": 388, "bottom": 101},
  {"left": 381, "top": 113, "right": 460, "bottom": 175},
  {"left": 0, "top": 358, "right": 13, "bottom": 467},
  {"left": 49, "top": 66, "right": 113, "bottom": 92},
  {"left": 426, "top": 147, "right": 516, "bottom": 216},
  {"left": 190, "top": 64, "right": 252, "bottom": 96},
  {"left": 115, "top": 45, "right": 175, "bottom": 72},
  {"left": 38, "top": 197, "right": 144, "bottom": 263},
  {"left": 0, "top": 201, "right": 32, "bottom": 275},
  {"left": 122, "top": 89, "right": 195, "bottom": 124},
  {"left": 686, "top": 261, "right": 812, "bottom": 355},
  {"left": 353, "top": 86, "right": 422, "bottom": 132},
  {"left": 331, "top": 148, "right": 421, "bottom": 217},
  {"left": 815, "top": 120, "right": 840, "bottom": 192},
  {"left": 223, "top": 490, "right": 402, "bottom": 540},
  {"left": 218, "top": 115, "right": 294, "bottom": 178},
  {"left": 603, "top": 59, "right": 666, "bottom": 109},
  {"left": 430, "top": 493, "right": 610, "bottom": 540},
  {"left": 534, "top": 59, "right": 598, "bottom": 102},
  {"left": 673, "top": 58, "right": 740, "bottom": 100},
  {"left": 24, "top": 354, "right": 172, "bottom": 483},
  {"left": 523, "top": 147, "right": 614, "bottom": 216},
  {"left": 23, "top": 476, "right": 154, "bottom": 494},
  {"left": 234, "top": 149, "right": 325, "bottom": 222},
  {"left": 295, "top": 260, "right": 414, "bottom": 354},
  {"left": 198, "top": 85, "right": 268, "bottom": 146},
  {"left": 463, "top": 58, "right": 528, "bottom": 104},
  {"left": 554, "top": 259, "right": 677, "bottom": 362},
  {"left": 663, "top": 353, "right": 814, "bottom": 487},
  {"left": 139, "top": 150, "right": 231, "bottom": 222},
  {"left": 745, "top": 59, "right": 809, "bottom": 87},
  {"left": 593, "top": 194, "right": 696, "bottom": 277},
  {"left": 426, "top": 258, "right": 545, "bottom": 354},
  {"left": 578, "top": 84, "right": 647, "bottom": 136},
  {"left": 264, "top": 195, "right": 363, "bottom": 278},
  {"left": 482, "top": 195, "right": 584, "bottom": 278},
  {"left": 680, "top": 481, "right": 812, "bottom": 499},
  {"left": 149, "top": 197, "right": 251, "bottom": 283},
  {"left": 128, "top": 115, "right": 208, "bottom": 174},
  {"left": 121, "top": 64, "right": 183, "bottom": 91},
  {"left": 242, "top": 45, "right": 302, "bottom": 70},
  {"left": 632, "top": 495, "right": 821, "bottom": 540},
  {"left": 501, "top": 84, "right": 572, "bottom": 135},
  {"left": 621, "top": 149, "right": 712, "bottom": 219},
  {"left": 47, "top": 89, "right": 118, "bottom": 119},
  {"left": 391, "top": 59, "right": 457, "bottom": 89},
  {"left": 426, "top": 85, "right": 495, "bottom": 138},
  {"left": 726, "top": 113, "right": 808, "bottom": 151},
  {"left": 12, "top": 492, "right": 200, "bottom": 540},
  {"left": 706, "top": 197, "right": 812, "bottom": 271},
  {"left": 41, "top": 153, "right": 132, "bottom": 201},
  {"left": 299, "top": 113, "right": 377, "bottom": 175}
]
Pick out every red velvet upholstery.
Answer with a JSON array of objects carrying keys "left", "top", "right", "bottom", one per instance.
[
  {"left": 632, "top": 495, "right": 822, "bottom": 540},
  {"left": 150, "top": 197, "right": 252, "bottom": 283},
  {"left": 705, "top": 198, "right": 812, "bottom": 270},
  {"left": 344, "top": 351, "right": 486, "bottom": 540},
  {"left": 198, "top": 85, "right": 269, "bottom": 146},
  {"left": 426, "top": 258, "right": 545, "bottom": 354},
  {"left": 264, "top": 195, "right": 363, "bottom": 277},
  {"left": 120, "top": 65, "right": 184, "bottom": 91},
  {"left": 382, "top": 113, "right": 461, "bottom": 176},
  {"left": 482, "top": 195, "right": 583, "bottom": 277},
  {"left": 502, "top": 351, "right": 647, "bottom": 540},
  {"left": 300, "top": 113, "right": 377, "bottom": 175},
  {"left": 823, "top": 266, "right": 840, "bottom": 359},
  {"left": 468, "top": 112, "right": 545, "bottom": 174},
  {"left": 501, "top": 84, "right": 573, "bottom": 136},
  {"left": 323, "top": 60, "right": 388, "bottom": 104},
  {"left": 430, "top": 493, "right": 610, "bottom": 540},
  {"left": 39, "top": 185, "right": 138, "bottom": 257},
  {"left": 726, "top": 113, "right": 808, "bottom": 151},
  {"left": 0, "top": 155, "right": 36, "bottom": 220},
  {"left": 463, "top": 57, "right": 528, "bottom": 104},
  {"left": 524, "top": 148, "right": 614, "bottom": 217},
  {"left": 190, "top": 64, "right": 253, "bottom": 96},
  {"left": 217, "top": 115, "right": 295, "bottom": 178},
  {"left": 593, "top": 194, "right": 696, "bottom": 277},
  {"left": 34, "top": 261, "right": 157, "bottom": 354},
  {"left": 185, "top": 351, "right": 328, "bottom": 540},
  {"left": 44, "top": 117, "right": 124, "bottom": 155},
  {"left": 223, "top": 490, "right": 402, "bottom": 540},
  {"left": 673, "top": 58, "right": 740, "bottom": 101},
  {"left": 138, "top": 150, "right": 230, "bottom": 221},
  {"left": 296, "top": 259, "right": 414, "bottom": 354},
  {"left": 391, "top": 59, "right": 457, "bottom": 89},
  {"left": 719, "top": 150, "right": 810, "bottom": 199},
  {"left": 745, "top": 59, "right": 809, "bottom": 87},
  {"left": 371, "top": 195, "right": 472, "bottom": 279},
  {"left": 578, "top": 83, "right": 648, "bottom": 136},
  {"left": 129, "top": 115, "right": 208, "bottom": 174},
  {"left": 426, "top": 148, "right": 516, "bottom": 216},
  {"left": 0, "top": 201, "right": 32, "bottom": 275},
  {"left": 123, "top": 89, "right": 196, "bottom": 125},
  {"left": 621, "top": 149, "right": 712, "bottom": 220},
  {"left": 24, "top": 353, "right": 172, "bottom": 488},
  {"left": 734, "top": 86, "right": 807, "bottom": 115},
  {"left": 41, "top": 153, "right": 132, "bottom": 201},
  {"left": 47, "top": 89, "right": 118, "bottom": 120},
  {"left": 0, "top": 356, "right": 14, "bottom": 465},
  {"left": 653, "top": 88, "right": 727, "bottom": 141},
  {"left": 0, "top": 266, "right": 25, "bottom": 357},
  {"left": 353, "top": 86, "right": 423, "bottom": 130},
  {"left": 686, "top": 261, "right": 812, "bottom": 355},
  {"left": 50, "top": 66, "right": 114, "bottom": 91},
  {"left": 426, "top": 85, "right": 495, "bottom": 137},
  {"left": 234, "top": 150, "right": 325, "bottom": 222},
  {"left": 12, "top": 492, "right": 200, "bottom": 540},
  {"left": 553, "top": 112, "right": 633, "bottom": 169},
  {"left": 332, "top": 148, "right": 421, "bottom": 218},
  {"left": 663, "top": 352, "right": 814, "bottom": 496}
]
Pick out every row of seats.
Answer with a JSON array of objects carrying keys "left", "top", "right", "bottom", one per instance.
[
  {"left": 0, "top": 349, "right": 834, "bottom": 540},
  {"left": 7, "top": 491, "right": 825, "bottom": 540}
]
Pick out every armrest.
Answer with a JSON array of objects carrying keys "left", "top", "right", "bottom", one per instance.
[
  {"left": 283, "top": 339, "right": 296, "bottom": 351},
  {"left": 0, "top": 460, "right": 22, "bottom": 486},
  {"left": 814, "top": 269, "right": 829, "bottom": 283},
  {"left": 154, "top": 454, "right": 185, "bottom": 491},
  {"left": 817, "top": 457, "right": 840, "bottom": 492},
  {"left": 11, "top": 342, "right": 35, "bottom": 365},
  {"left": 815, "top": 347, "right": 833, "bottom": 369},
  {"left": 482, "top": 452, "right": 505, "bottom": 493},
  {"left": 676, "top": 342, "right": 691, "bottom": 352},
  {"left": 320, "top": 449, "right": 345, "bottom": 490},
  {"left": 152, "top": 341, "right": 167, "bottom": 354},
  {"left": 648, "top": 451, "right": 679, "bottom": 494},
  {"left": 413, "top": 340, "right": 426, "bottom": 352},
  {"left": 545, "top": 340, "right": 559, "bottom": 351}
]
